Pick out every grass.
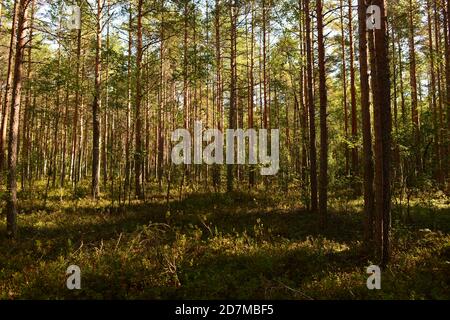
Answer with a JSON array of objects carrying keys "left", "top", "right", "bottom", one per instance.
[{"left": 0, "top": 182, "right": 449, "bottom": 299}]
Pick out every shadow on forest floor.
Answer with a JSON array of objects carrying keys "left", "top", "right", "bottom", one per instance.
[
  {"left": 0, "top": 190, "right": 449, "bottom": 299},
  {"left": 2, "top": 192, "right": 364, "bottom": 247}
]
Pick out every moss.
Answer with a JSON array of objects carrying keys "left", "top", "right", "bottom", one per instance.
[{"left": 0, "top": 182, "right": 449, "bottom": 299}]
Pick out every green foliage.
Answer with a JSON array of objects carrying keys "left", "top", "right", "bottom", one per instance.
[{"left": 0, "top": 184, "right": 449, "bottom": 299}]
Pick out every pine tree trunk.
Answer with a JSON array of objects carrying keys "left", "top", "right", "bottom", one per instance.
[
  {"left": 339, "top": 0, "right": 349, "bottom": 175},
  {"left": 373, "top": 0, "right": 392, "bottom": 266},
  {"left": 134, "top": 0, "right": 144, "bottom": 199},
  {"left": 227, "top": 0, "right": 237, "bottom": 192},
  {"left": 0, "top": 0, "right": 18, "bottom": 178},
  {"left": 444, "top": 0, "right": 450, "bottom": 187},
  {"left": 92, "top": 0, "right": 102, "bottom": 199},
  {"left": 317, "top": 0, "right": 328, "bottom": 225},
  {"left": 214, "top": 0, "right": 222, "bottom": 191},
  {"left": 21, "top": 0, "right": 35, "bottom": 191},
  {"left": 348, "top": 0, "right": 359, "bottom": 176},
  {"left": 358, "top": 0, "right": 374, "bottom": 245},
  {"left": 125, "top": 1, "right": 132, "bottom": 198},
  {"left": 71, "top": 9, "right": 82, "bottom": 185},
  {"left": 305, "top": 0, "right": 318, "bottom": 212},
  {"left": 409, "top": 0, "right": 420, "bottom": 171},
  {"left": 248, "top": 0, "right": 255, "bottom": 187},
  {"left": 426, "top": 0, "right": 440, "bottom": 180},
  {"left": 6, "top": 0, "right": 31, "bottom": 238}
]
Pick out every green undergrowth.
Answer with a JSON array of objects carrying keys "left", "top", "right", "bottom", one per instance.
[{"left": 0, "top": 183, "right": 449, "bottom": 299}]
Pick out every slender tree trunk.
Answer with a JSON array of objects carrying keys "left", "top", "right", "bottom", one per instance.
[
  {"left": 373, "top": 0, "right": 392, "bottom": 266},
  {"left": 348, "top": 0, "right": 358, "bottom": 176},
  {"left": 317, "top": 0, "right": 328, "bottom": 225},
  {"left": 358, "top": 0, "right": 374, "bottom": 245},
  {"left": 299, "top": 1, "right": 309, "bottom": 192},
  {"left": 125, "top": 2, "right": 132, "bottom": 198},
  {"left": 213, "top": 0, "right": 222, "bottom": 191},
  {"left": 71, "top": 6, "right": 82, "bottom": 185},
  {"left": 227, "top": 0, "right": 237, "bottom": 192},
  {"left": 434, "top": 1, "right": 445, "bottom": 183},
  {"left": 305, "top": 0, "right": 318, "bottom": 212},
  {"left": 0, "top": 0, "right": 18, "bottom": 179},
  {"left": 395, "top": 34, "right": 406, "bottom": 126},
  {"left": 92, "top": 0, "right": 102, "bottom": 199},
  {"left": 262, "top": 0, "right": 269, "bottom": 129},
  {"left": 426, "top": 0, "right": 440, "bottom": 180},
  {"left": 21, "top": 0, "right": 35, "bottom": 191},
  {"left": 77, "top": 54, "right": 86, "bottom": 184},
  {"left": 181, "top": 0, "right": 190, "bottom": 196},
  {"left": 444, "top": 0, "right": 450, "bottom": 186},
  {"left": 158, "top": 2, "right": 165, "bottom": 189},
  {"left": 339, "top": 0, "right": 349, "bottom": 175},
  {"left": 60, "top": 86, "right": 69, "bottom": 188},
  {"left": 52, "top": 22, "right": 62, "bottom": 189},
  {"left": 6, "top": 0, "right": 30, "bottom": 238},
  {"left": 408, "top": 0, "right": 420, "bottom": 171},
  {"left": 248, "top": 0, "right": 255, "bottom": 186},
  {"left": 134, "top": 0, "right": 144, "bottom": 199},
  {"left": 102, "top": 0, "right": 111, "bottom": 188},
  {"left": 0, "top": 1, "right": 3, "bottom": 120}
]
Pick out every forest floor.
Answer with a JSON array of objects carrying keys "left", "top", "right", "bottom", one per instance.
[{"left": 0, "top": 182, "right": 450, "bottom": 299}]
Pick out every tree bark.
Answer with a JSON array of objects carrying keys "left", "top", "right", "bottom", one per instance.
[
  {"left": 305, "top": 0, "right": 318, "bottom": 212},
  {"left": 71, "top": 2, "right": 82, "bottom": 185},
  {"left": 348, "top": 0, "right": 359, "bottom": 176},
  {"left": 339, "top": 0, "right": 349, "bottom": 175},
  {"left": 373, "top": 0, "right": 392, "bottom": 266},
  {"left": 6, "top": 0, "right": 31, "bottom": 238},
  {"left": 134, "top": 0, "right": 144, "bottom": 199},
  {"left": 408, "top": 0, "right": 420, "bottom": 171},
  {"left": 358, "top": 0, "right": 374, "bottom": 245},
  {"left": 92, "top": 0, "right": 102, "bottom": 199},
  {"left": 0, "top": 0, "right": 18, "bottom": 178},
  {"left": 227, "top": 0, "right": 237, "bottom": 192},
  {"left": 317, "top": 0, "right": 328, "bottom": 225},
  {"left": 21, "top": 0, "right": 35, "bottom": 191}
]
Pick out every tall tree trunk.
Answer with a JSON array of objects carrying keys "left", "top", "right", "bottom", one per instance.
[
  {"left": 134, "top": 0, "right": 144, "bottom": 199},
  {"left": 248, "top": 0, "right": 255, "bottom": 186},
  {"left": 305, "top": 0, "right": 318, "bottom": 212},
  {"left": 317, "top": 0, "right": 328, "bottom": 225},
  {"left": 213, "top": 0, "right": 222, "bottom": 190},
  {"left": 426, "top": 0, "right": 440, "bottom": 180},
  {"left": 0, "top": 0, "right": 18, "bottom": 179},
  {"left": 125, "top": 1, "right": 132, "bottom": 197},
  {"left": 299, "top": 0, "right": 309, "bottom": 192},
  {"left": 71, "top": 2, "right": 82, "bottom": 185},
  {"left": 158, "top": 1, "right": 165, "bottom": 189},
  {"left": 348, "top": 0, "right": 359, "bottom": 176},
  {"left": 373, "top": 0, "right": 392, "bottom": 266},
  {"left": 339, "top": 0, "right": 349, "bottom": 175},
  {"left": 262, "top": 0, "right": 269, "bottom": 129},
  {"left": 102, "top": 0, "right": 111, "bottom": 188},
  {"left": 6, "top": 0, "right": 30, "bottom": 238},
  {"left": 227, "top": 0, "right": 237, "bottom": 192},
  {"left": 21, "top": 0, "right": 35, "bottom": 191},
  {"left": 60, "top": 86, "right": 69, "bottom": 188},
  {"left": 444, "top": 0, "right": 450, "bottom": 187},
  {"left": 434, "top": 1, "right": 445, "bottom": 183},
  {"left": 181, "top": 0, "right": 190, "bottom": 195},
  {"left": 408, "top": 0, "right": 420, "bottom": 171},
  {"left": 92, "top": 0, "right": 102, "bottom": 199},
  {"left": 358, "top": 0, "right": 374, "bottom": 245},
  {"left": 0, "top": 1, "right": 3, "bottom": 116}
]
